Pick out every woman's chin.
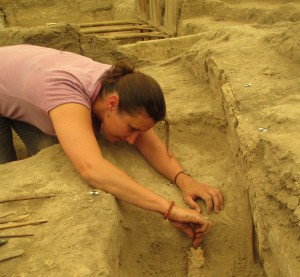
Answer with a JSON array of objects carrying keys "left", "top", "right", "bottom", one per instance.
[
  {"left": 106, "top": 135, "right": 121, "bottom": 143},
  {"left": 103, "top": 132, "right": 124, "bottom": 143}
]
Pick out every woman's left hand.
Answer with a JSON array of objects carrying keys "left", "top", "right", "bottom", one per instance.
[{"left": 179, "top": 179, "right": 223, "bottom": 214}]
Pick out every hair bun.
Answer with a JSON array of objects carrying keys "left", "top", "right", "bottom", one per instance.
[{"left": 112, "top": 61, "right": 134, "bottom": 77}]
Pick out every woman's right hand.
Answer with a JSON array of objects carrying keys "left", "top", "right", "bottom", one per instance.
[{"left": 167, "top": 205, "right": 212, "bottom": 249}]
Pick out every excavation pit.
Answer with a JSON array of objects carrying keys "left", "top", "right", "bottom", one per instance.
[{"left": 1, "top": 1, "right": 300, "bottom": 276}]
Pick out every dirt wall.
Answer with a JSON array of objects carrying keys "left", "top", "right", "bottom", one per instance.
[
  {"left": 0, "top": 0, "right": 136, "bottom": 27},
  {"left": 180, "top": 0, "right": 300, "bottom": 24},
  {"left": 178, "top": 22, "right": 300, "bottom": 277}
]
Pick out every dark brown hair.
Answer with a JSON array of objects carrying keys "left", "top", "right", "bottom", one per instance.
[{"left": 99, "top": 61, "right": 166, "bottom": 122}]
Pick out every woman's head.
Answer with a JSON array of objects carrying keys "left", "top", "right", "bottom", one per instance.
[
  {"left": 99, "top": 61, "right": 166, "bottom": 122},
  {"left": 93, "top": 61, "right": 167, "bottom": 145}
]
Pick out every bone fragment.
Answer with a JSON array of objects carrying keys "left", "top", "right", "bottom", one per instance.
[{"left": 187, "top": 247, "right": 205, "bottom": 277}]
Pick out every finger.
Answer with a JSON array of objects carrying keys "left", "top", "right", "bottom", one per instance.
[
  {"left": 219, "top": 191, "right": 224, "bottom": 210},
  {"left": 203, "top": 194, "right": 213, "bottom": 214},
  {"left": 193, "top": 236, "right": 203, "bottom": 249},
  {"left": 212, "top": 188, "right": 224, "bottom": 213},
  {"left": 211, "top": 191, "right": 221, "bottom": 214},
  {"left": 185, "top": 196, "right": 201, "bottom": 212},
  {"left": 194, "top": 220, "right": 212, "bottom": 234},
  {"left": 195, "top": 232, "right": 205, "bottom": 238},
  {"left": 181, "top": 225, "right": 196, "bottom": 239}
]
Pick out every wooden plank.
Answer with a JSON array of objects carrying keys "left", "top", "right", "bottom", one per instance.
[
  {"left": 79, "top": 20, "right": 141, "bottom": 28},
  {"left": 148, "top": 0, "right": 163, "bottom": 27},
  {"left": 163, "top": 0, "right": 181, "bottom": 36},
  {"left": 80, "top": 25, "right": 156, "bottom": 34},
  {"left": 136, "top": 0, "right": 149, "bottom": 21},
  {"left": 107, "top": 32, "right": 170, "bottom": 40}
]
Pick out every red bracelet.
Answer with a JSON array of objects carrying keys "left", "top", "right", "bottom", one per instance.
[{"left": 163, "top": 201, "right": 175, "bottom": 220}]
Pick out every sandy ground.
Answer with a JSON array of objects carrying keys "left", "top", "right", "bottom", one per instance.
[{"left": 0, "top": 1, "right": 300, "bottom": 276}]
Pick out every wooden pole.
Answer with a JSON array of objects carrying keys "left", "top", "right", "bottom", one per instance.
[
  {"left": 0, "top": 233, "right": 34, "bottom": 238},
  {"left": 0, "top": 214, "right": 30, "bottom": 224},
  {"left": 0, "top": 220, "right": 48, "bottom": 230},
  {"left": 0, "top": 211, "right": 16, "bottom": 219},
  {"left": 79, "top": 20, "right": 141, "bottom": 28},
  {"left": 80, "top": 25, "right": 155, "bottom": 34},
  {"left": 0, "top": 250, "right": 24, "bottom": 262},
  {"left": 107, "top": 32, "right": 169, "bottom": 40},
  {"left": 0, "top": 195, "right": 54, "bottom": 204}
]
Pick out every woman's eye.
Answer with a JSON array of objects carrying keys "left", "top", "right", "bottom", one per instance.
[{"left": 129, "top": 126, "right": 135, "bottom": 132}]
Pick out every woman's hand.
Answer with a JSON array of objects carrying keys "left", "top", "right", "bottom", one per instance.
[
  {"left": 135, "top": 130, "right": 223, "bottom": 214},
  {"left": 167, "top": 205, "right": 212, "bottom": 249},
  {"left": 178, "top": 177, "right": 224, "bottom": 214}
]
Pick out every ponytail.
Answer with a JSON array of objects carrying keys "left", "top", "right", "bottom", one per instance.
[{"left": 101, "top": 61, "right": 134, "bottom": 85}]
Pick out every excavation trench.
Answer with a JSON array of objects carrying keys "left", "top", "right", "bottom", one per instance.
[{"left": 102, "top": 59, "right": 265, "bottom": 276}]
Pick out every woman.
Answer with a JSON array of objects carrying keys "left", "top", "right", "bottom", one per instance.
[{"left": 0, "top": 44, "right": 223, "bottom": 248}]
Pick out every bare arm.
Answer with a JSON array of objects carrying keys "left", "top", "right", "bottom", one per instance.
[
  {"left": 135, "top": 128, "right": 224, "bottom": 213},
  {"left": 49, "top": 103, "right": 170, "bottom": 213},
  {"left": 49, "top": 103, "right": 211, "bottom": 247}
]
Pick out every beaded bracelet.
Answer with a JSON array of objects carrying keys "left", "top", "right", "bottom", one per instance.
[{"left": 163, "top": 201, "right": 175, "bottom": 220}]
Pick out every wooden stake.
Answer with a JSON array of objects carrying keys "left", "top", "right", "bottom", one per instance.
[
  {"left": 0, "top": 233, "right": 34, "bottom": 238},
  {"left": 0, "top": 249, "right": 24, "bottom": 262},
  {"left": 0, "top": 220, "right": 47, "bottom": 230},
  {"left": 0, "top": 214, "right": 30, "bottom": 224},
  {"left": 0, "top": 195, "right": 54, "bottom": 204},
  {"left": 0, "top": 211, "right": 16, "bottom": 219}
]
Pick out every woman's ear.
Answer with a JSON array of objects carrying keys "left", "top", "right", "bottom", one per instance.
[{"left": 106, "top": 95, "right": 119, "bottom": 110}]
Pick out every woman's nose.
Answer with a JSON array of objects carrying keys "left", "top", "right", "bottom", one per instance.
[{"left": 126, "top": 132, "right": 139, "bottom": 145}]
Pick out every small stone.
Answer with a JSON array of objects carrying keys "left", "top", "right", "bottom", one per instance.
[
  {"left": 258, "top": 127, "right": 268, "bottom": 132},
  {"left": 44, "top": 259, "right": 55, "bottom": 267},
  {"left": 89, "top": 190, "right": 99, "bottom": 195},
  {"left": 0, "top": 238, "right": 8, "bottom": 247}
]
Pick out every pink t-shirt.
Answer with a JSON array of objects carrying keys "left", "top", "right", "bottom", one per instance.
[{"left": 0, "top": 44, "right": 111, "bottom": 135}]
